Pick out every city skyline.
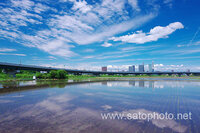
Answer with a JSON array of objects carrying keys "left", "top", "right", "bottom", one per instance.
[{"left": 0, "top": 0, "right": 200, "bottom": 71}]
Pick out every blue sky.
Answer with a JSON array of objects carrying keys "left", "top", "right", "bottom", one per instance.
[{"left": 0, "top": 0, "right": 200, "bottom": 71}]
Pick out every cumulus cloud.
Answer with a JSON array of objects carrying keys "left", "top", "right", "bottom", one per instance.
[{"left": 111, "top": 22, "right": 184, "bottom": 44}]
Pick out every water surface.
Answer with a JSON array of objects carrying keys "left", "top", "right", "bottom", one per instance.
[{"left": 0, "top": 79, "right": 200, "bottom": 133}]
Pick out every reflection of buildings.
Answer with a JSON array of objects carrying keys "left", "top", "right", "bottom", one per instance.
[
  {"left": 128, "top": 80, "right": 155, "bottom": 89},
  {"left": 99, "top": 80, "right": 191, "bottom": 89},
  {"left": 139, "top": 81, "right": 145, "bottom": 87},
  {"left": 149, "top": 81, "right": 154, "bottom": 88},
  {"left": 129, "top": 65, "right": 135, "bottom": 72},
  {"left": 101, "top": 81, "right": 108, "bottom": 86},
  {"left": 129, "top": 81, "right": 135, "bottom": 86},
  {"left": 102, "top": 66, "right": 107, "bottom": 72}
]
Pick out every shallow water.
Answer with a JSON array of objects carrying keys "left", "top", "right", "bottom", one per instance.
[{"left": 0, "top": 79, "right": 200, "bottom": 133}]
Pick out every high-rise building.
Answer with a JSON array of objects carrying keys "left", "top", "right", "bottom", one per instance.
[
  {"left": 129, "top": 65, "right": 135, "bottom": 72},
  {"left": 148, "top": 64, "right": 152, "bottom": 72},
  {"left": 148, "top": 62, "right": 154, "bottom": 72},
  {"left": 139, "top": 65, "right": 144, "bottom": 72},
  {"left": 102, "top": 66, "right": 107, "bottom": 72}
]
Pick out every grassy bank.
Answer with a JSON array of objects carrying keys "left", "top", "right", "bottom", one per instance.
[{"left": 1, "top": 70, "right": 200, "bottom": 82}]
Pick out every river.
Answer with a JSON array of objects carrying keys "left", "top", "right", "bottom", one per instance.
[{"left": 0, "top": 79, "right": 200, "bottom": 133}]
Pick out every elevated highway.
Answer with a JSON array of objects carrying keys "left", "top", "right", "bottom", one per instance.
[{"left": 0, "top": 62, "right": 200, "bottom": 76}]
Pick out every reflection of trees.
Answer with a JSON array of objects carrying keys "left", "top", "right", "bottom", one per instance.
[
  {"left": 0, "top": 81, "right": 20, "bottom": 88},
  {"left": 0, "top": 80, "right": 69, "bottom": 94},
  {"left": 36, "top": 80, "right": 68, "bottom": 88}
]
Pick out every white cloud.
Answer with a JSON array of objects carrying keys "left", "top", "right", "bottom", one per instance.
[
  {"left": 163, "top": 0, "right": 173, "bottom": 8},
  {"left": 39, "top": 40, "right": 77, "bottom": 58},
  {"left": 177, "top": 41, "right": 200, "bottom": 47},
  {"left": 73, "top": 14, "right": 155, "bottom": 45},
  {"left": 49, "top": 15, "right": 94, "bottom": 32},
  {"left": 34, "top": 3, "right": 50, "bottom": 14},
  {"left": 0, "top": 48, "right": 16, "bottom": 52},
  {"left": 0, "top": 53, "right": 26, "bottom": 56},
  {"left": 0, "top": 29, "right": 19, "bottom": 39},
  {"left": 101, "top": 42, "right": 112, "bottom": 47},
  {"left": 39, "top": 62, "right": 200, "bottom": 72},
  {"left": 177, "top": 28, "right": 200, "bottom": 47},
  {"left": 101, "top": 105, "right": 112, "bottom": 110},
  {"left": 0, "top": 0, "right": 157, "bottom": 58},
  {"left": 72, "top": 0, "right": 91, "bottom": 13},
  {"left": 112, "top": 22, "right": 184, "bottom": 44},
  {"left": 83, "top": 55, "right": 95, "bottom": 59},
  {"left": 11, "top": 0, "right": 34, "bottom": 10},
  {"left": 128, "top": 0, "right": 140, "bottom": 11},
  {"left": 48, "top": 56, "right": 56, "bottom": 60}
]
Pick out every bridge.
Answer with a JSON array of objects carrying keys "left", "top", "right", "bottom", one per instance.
[{"left": 0, "top": 62, "right": 200, "bottom": 76}]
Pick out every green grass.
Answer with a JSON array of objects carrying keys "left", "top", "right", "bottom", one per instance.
[
  {"left": 1, "top": 72, "right": 200, "bottom": 82},
  {"left": 0, "top": 73, "right": 13, "bottom": 81}
]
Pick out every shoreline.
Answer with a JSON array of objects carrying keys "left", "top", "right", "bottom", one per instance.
[{"left": 1, "top": 76, "right": 200, "bottom": 82}]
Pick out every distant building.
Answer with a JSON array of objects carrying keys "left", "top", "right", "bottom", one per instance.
[
  {"left": 102, "top": 66, "right": 107, "bottom": 72},
  {"left": 139, "top": 65, "right": 144, "bottom": 72},
  {"left": 148, "top": 64, "right": 152, "bottom": 72},
  {"left": 129, "top": 65, "right": 135, "bottom": 72},
  {"left": 148, "top": 62, "right": 154, "bottom": 72},
  {"left": 40, "top": 71, "right": 47, "bottom": 73}
]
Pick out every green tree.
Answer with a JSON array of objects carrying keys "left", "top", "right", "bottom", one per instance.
[
  {"left": 36, "top": 72, "right": 43, "bottom": 79},
  {"left": 49, "top": 70, "right": 57, "bottom": 79},
  {"left": 56, "top": 70, "right": 67, "bottom": 79}
]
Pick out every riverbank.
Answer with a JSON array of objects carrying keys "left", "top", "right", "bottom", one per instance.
[{"left": 1, "top": 74, "right": 200, "bottom": 82}]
